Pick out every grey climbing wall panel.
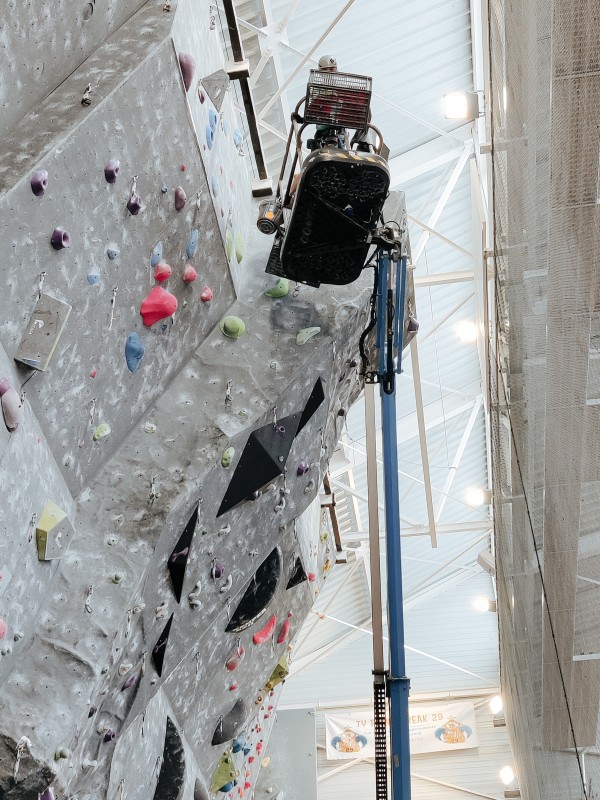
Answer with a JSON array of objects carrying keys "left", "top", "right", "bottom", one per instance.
[{"left": 0, "top": 2, "right": 413, "bottom": 799}]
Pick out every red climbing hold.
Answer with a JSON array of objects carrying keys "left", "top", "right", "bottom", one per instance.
[
  {"left": 228, "top": 683, "right": 238, "bottom": 691},
  {"left": 154, "top": 262, "right": 172, "bottom": 282},
  {"left": 200, "top": 286, "right": 213, "bottom": 302},
  {"left": 90, "top": 369, "right": 97, "bottom": 378},
  {"left": 0, "top": 617, "right": 6, "bottom": 640},
  {"left": 181, "top": 164, "right": 187, "bottom": 171},
  {"left": 226, "top": 644, "right": 245, "bottom": 671},
  {"left": 175, "top": 186, "right": 187, "bottom": 211},
  {"left": 244, "top": 783, "right": 251, "bottom": 790},
  {"left": 183, "top": 264, "right": 197, "bottom": 283},
  {"left": 248, "top": 757, "right": 254, "bottom": 763},
  {"left": 308, "top": 572, "right": 316, "bottom": 582},
  {"left": 178, "top": 52, "right": 196, "bottom": 92},
  {"left": 277, "top": 613, "right": 293, "bottom": 644},
  {"left": 140, "top": 286, "right": 178, "bottom": 327},
  {"left": 253, "top": 614, "right": 276, "bottom": 645}
]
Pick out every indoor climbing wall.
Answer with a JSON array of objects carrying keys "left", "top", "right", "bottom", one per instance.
[{"left": 0, "top": 2, "right": 389, "bottom": 799}]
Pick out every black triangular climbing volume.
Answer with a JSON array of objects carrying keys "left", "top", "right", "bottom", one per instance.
[
  {"left": 168, "top": 503, "right": 198, "bottom": 602},
  {"left": 216, "top": 413, "right": 301, "bottom": 517},
  {"left": 201, "top": 69, "right": 230, "bottom": 111},
  {"left": 296, "top": 378, "right": 325, "bottom": 434},
  {"left": 153, "top": 718, "right": 186, "bottom": 800},
  {"left": 226, "top": 548, "right": 282, "bottom": 632},
  {"left": 211, "top": 699, "right": 248, "bottom": 745},
  {"left": 286, "top": 556, "right": 308, "bottom": 589},
  {"left": 152, "top": 613, "right": 174, "bottom": 677}
]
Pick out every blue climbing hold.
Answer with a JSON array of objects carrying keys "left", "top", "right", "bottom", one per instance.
[
  {"left": 211, "top": 176, "right": 219, "bottom": 197},
  {"left": 125, "top": 332, "right": 145, "bottom": 373},
  {"left": 206, "top": 125, "right": 215, "bottom": 150},
  {"left": 186, "top": 229, "right": 199, "bottom": 259},
  {"left": 209, "top": 108, "right": 218, "bottom": 130},
  {"left": 151, "top": 241, "right": 163, "bottom": 268},
  {"left": 87, "top": 269, "right": 101, "bottom": 285},
  {"left": 106, "top": 246, "right": 119, "bottom": 261},
  {"left": 161, "top": 184, "right": 168, "bottom": 194},
  {"left": 222, "top": 118, "right": 230, "bottom": 136},
  {"left": 232, "top": 733, "right": 247, "bottom": 754},
  {"left": 233, "top": 130, "right": 243, "bottom": 148}
]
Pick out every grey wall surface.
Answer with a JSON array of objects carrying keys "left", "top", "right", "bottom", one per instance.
[{"left": 0, "top": 2, "right": 379, "bottom": 798}]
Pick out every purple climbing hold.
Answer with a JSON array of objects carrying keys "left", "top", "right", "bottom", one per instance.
[
  {"left": 104, "top": 159, "right": 120, "bottom": 183},
  {"left": 296, "top": 461, "right": 309, "bottom": 476},
  {"left": 103, "top": 730, "right": 116, "bottom": 743},
  {"left": 174, "top": 186, "right": 187, "bottom": 212},
  {"left": 407, "top": 316, "right": 420, "bottom": 333},
  {"left": 50, "top": 227, "right": 70, "bottom": 250},
  {"left": 212, "top": 560, "right": 225, "bottom": 579},
  {"left": 121, "top": 674, "right": 138, "bottom": 691},
  {"left": 127, "top": 193, "right": 142, "bottom": 215},
  {"left": 39, "top": 789, "right": 55, "bottom": 800},
  {"left": 178, "top": 52, "right": 196, "bottom": 92},
  {"left": 31, "top": 169, "right": 48, "bottom": 196}
]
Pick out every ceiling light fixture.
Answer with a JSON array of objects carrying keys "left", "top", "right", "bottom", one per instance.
[
  {"left": 499, "top": 767, "right": 515, "bottom": 786},
  {"left": 473, "top": 596, "right": 497, "bottom": 613},
  {"left": 464, "top": 486, "right": 492, "bottom": 508},
  {"left": 489, "top": 695, "right": 503, "bottom": 715},
  {"left": 456, "top": 319, "right": 478, "bottom": 343},
  {"left": 443, "top": 91, "right": 481, "bottom": 122}
]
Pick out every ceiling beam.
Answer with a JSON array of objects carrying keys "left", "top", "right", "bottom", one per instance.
[
  {"left": 410, "top": 338, "right": 437, "bottom": 547},
  {"left": 413, "top": 270, "right": 474, "bottom": 287}
]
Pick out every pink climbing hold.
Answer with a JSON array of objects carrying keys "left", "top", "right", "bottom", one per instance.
[
  {"left": 200, "top": 286, "right": 213, "bottom": 302},
  {"left": 178, "top": 52, "right": 196, "bottom": 92},
  {"left": 183, "top": 264, "right": 197, "bottom": 283},
  {"left": 226, "top": 644, "right": 245, "bottom": 672},
  {"left": 140, "top": 286, "right": 178, "bottom": 327},
  {"left": 253, "top": 614, "right": 276, "bottom": 645},
  {"left": 308, "top": 572, "right": 316, "bottom": 582},
  {"left": 0, "top": 378, "right": 23, "bottom": 432},
  {"left": 154, "top": 262, "right": 172, "bottom": 282},
  {"left": 90, "top": 369, "right": 97, "bottom": 378},
  {"left": 277, "top": 612, "right": 293, "bottom": 644},
  {"left": 0, "top": 617, "right": 6, "bottom": 640},
  {"left": 175, "top": 186, "right": 187, "bottom": 211}
]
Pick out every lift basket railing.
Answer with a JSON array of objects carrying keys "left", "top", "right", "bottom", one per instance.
[{"left": 304, "top": 70, "right": 372, "bottom": 129}]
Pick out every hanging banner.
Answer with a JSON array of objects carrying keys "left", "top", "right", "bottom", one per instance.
[{"left": 325, "top": 702, "right": 478, "bottom": 759}]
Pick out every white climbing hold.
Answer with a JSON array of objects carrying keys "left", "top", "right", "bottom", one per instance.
[{"left": 220, "top": 575, "right": 233, "bottom": 593}]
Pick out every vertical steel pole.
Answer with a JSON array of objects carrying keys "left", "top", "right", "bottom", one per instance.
[{"left": 376, "top": 250, "right": 411, "bottom": 800}]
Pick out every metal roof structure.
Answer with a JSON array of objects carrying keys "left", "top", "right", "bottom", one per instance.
[{"left": 223, "top": 0, "right": 508, "bottom": 797}]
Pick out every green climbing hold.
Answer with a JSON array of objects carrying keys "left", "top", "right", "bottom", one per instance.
[
  {"left": 225, "top": 230, "right": 233, "bottom": 261},
  {"left": 92, "top": 423, "right": 111, "bottom": 441},
  {"left": 235, "top": 232, "right": 244, "bottom": 263},
  {"left": 220, "top": 316, "right": 245, "bottom": 339},
  {"left": 210, "top": 750, "right": 237, "bottom": 794},
  {"left": 296, "top": 326, "right": 321, "bottom": 345},
  {"left": 221, "top": 447, "right": 235, "bottom": 468},
  {"left": 265, "top": 278, "right": 289, "bottom": 298}
]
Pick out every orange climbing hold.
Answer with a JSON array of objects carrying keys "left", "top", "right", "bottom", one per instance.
[{"left": 140, "top": 286, "right": 178, "bottom": 326}]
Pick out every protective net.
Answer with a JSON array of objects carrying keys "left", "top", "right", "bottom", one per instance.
[{"left": 489, "top": 0, "right": 600, "bottom": 797}]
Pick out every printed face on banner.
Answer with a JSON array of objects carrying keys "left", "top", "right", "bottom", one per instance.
[{"left": 325, "top": 701, "right": 479, "bottom": 759}]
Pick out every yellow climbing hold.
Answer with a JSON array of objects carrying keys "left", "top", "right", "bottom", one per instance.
[
  {"left": 235, "top": 232, "right": 244, "bottom": 263},
  {"left": 264, "top": 655, "right": 289, "bottom": 691},
  {"left": 36, "top": 501, "right": 75, "bottom": 561},
  {"left": 225, "top": 229, "right": 233, "bottom": 261}
]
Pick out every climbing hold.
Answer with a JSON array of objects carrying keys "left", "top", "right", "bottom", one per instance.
[
  {"left": 103, "top": 730, "right": 116, "bottom": 743},
  {"left": 50, "top": 227, "right": 71, "bottom": 250},
  {"left": 307, "top": 572, "right": 316, "bottom": 582},
  {"left": 106, "top": 246, "right": 119, "bottom": 261},
  {"left": 188, "top": 581, "right": 202, "bottom": 609},
  {"left": 140, "top": 286, "right": 177, "bottom": 326},
  {"left": 54, "top": 747, "right": 70, "bottom": 761},
  {"left": 187, "top": 229, "right": 199, "bottom": 259},
  {"left": 252, "top": 614, "right": 276, "bottom": 645},
  {"left": 277, "top": 612, "right": 293, "bottom": 644},
  {"left": 104, "top": 159, "right": 120, "bottom": 183},
  {"left": 92, "top": 423, "right": 111, "bottom": 442},
  {"left": 150, "top": 241, "right": 163, "bottom": 267},
  {"left": 200, "top": 286, "right": 213, "bottom": 302},
  {"left": 338, "top": 408, "right": 346, "bottom": 417},
  {"left": 232, "top": 733, "right": 247, "bottom": 754},
  {"left": 175, "top": 186, "right": 187, "bottom": 211},
  {"left": 161, "top": 184, "right": 168, "bottom": 194},
  {"left": 220, "top": 574, "right": 233, "bottom": 593},
  {"left": 90, "top": 369, "right": 97, "bottom": 378},
  {"left": 211, "top": 176, "right": 219, "bottom": 197},
  {"left": 121, "top": 674, "right": 138, "bottom": 691},
  {"left": 225, "top": 643, "right": 245, "bottom": 671},
  {"left": 209, "top": 108, "right": 218, "bottom": 130},
  {"left": 36, "top": 501, "right": 75, "bottom": 560},
  {"left": 125, "top": 332, "right": 145, "bottom": 373},
  {"left": 181, "top": 164, "right": 187, "bottom": 172},
  {"left": 154, "top": 262, "right": 172, "bottom": 282},
  {"left": 0, "top": 618, "right": 6, "bottom": 640},
  {"left": 212, "top": 560, "right": 225, "bottom": 580},
  {"left": 244, "top": 783, "right": 251, "bottom": 791},
  {"left": 225, "top": 229, "right": 233, "bottom": 260},
  {"left": 220, "top": 316, "right": 245, "bottom": 339},
  {"left": 221, "top": 446, "right": 235, "bottom": 469},
  {"left": 235, "top": 233, "right": 244, "bottom": 263},
  {"left": 111, "top": 572, "right": 124, "bottom": 584},
  {"left": 183, "top": 264, "right": 197, "bottom": 283},
  {"left": 127, "top": 193, "right": 142, "bottom": 215},
  {"left": 264, "top": 278, "right": 289, "bottom": 298},
  {"left": 31, "top": 169, "right": 48, "bottom": 196},
  {"left": 296, "top": 461, "right": 309, "bottom": 476},
  {"left": 178, "top": 52, "right": 196, "bottom": 91},
  {"left": 228, "top": 684, "right": 238, "bottom": 691},
  {"left": 39, "top": 789, "right": 55, "bottom": 800},
  {"left": 296, "top": 327, "right": 321, "bottom": 345},
  {"left": 0, "top": 378, "right": 23, "bottom": 432},
  {"left": 87, "top": 268, "right": 101, "bottom": 285},
  {"left": 261, "top": 757, "right": 270, "bottom": 768},
  {"left": 233, "top": 130, "right": 243, "bottom": 148},
  {"left": 88, "top": 705, "right": 97, "bottom": 717},
  {"left": 407, "top": 315, "right": 420, "bottom": 333},
  {"left": 206, "top": 125, "right": 215, "bottom": 149}
]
